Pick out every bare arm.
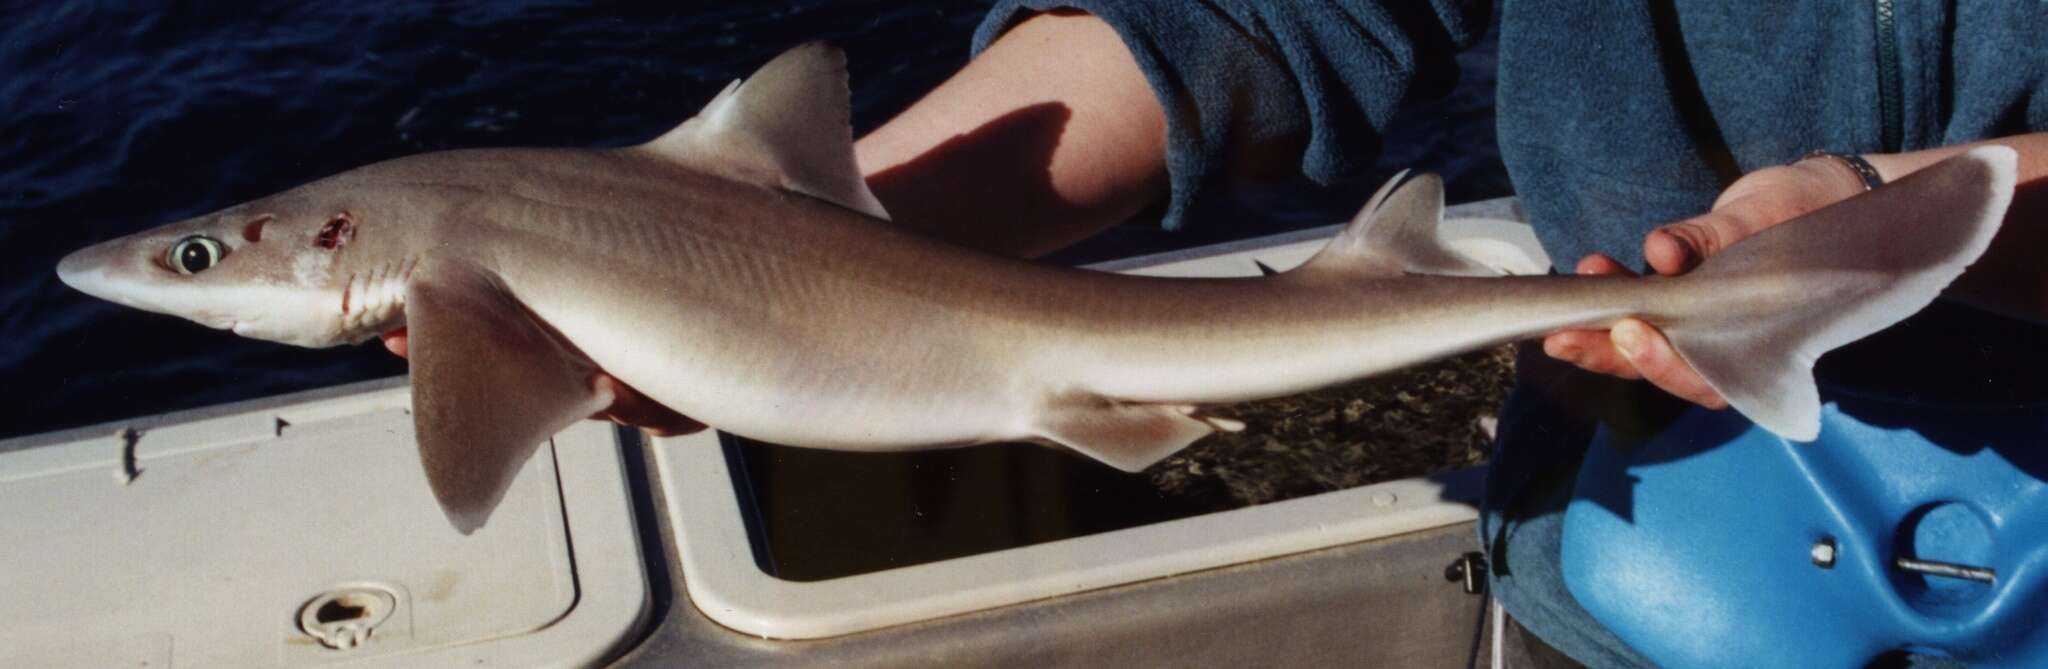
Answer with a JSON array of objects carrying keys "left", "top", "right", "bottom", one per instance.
[
  {"left": 855, "top": 10, "right": 1168, "bottom": 258},
  {"left": 1548, "top": 132, "right": 2048, "bottom": 407}
]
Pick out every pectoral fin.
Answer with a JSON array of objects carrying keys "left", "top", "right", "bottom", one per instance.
[
  {"left": 1033, "top": 395, "right": 1231, "bottom": 472},
  {"left": 406, "top": 261, "right": 613, "bottom": 534}
]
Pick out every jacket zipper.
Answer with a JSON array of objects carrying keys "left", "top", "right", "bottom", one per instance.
[{"left": 1873, "top": 0, "right": 1903, "bottom": 152}]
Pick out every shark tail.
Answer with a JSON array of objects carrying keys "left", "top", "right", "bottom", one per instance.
[
  {"left": 1658, "top": 146, "right": 2016, "bottom": 440},
  {"left": 1035, "top": 149, "right": 2011, "bottom": 472}
]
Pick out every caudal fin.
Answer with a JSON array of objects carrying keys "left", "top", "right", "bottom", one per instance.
[{"left": 1665, "top": 147, "right": 2017, "bottom": 440}]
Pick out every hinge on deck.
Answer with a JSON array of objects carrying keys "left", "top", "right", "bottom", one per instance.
[{"left": 1445, "top": 551, "right": 1489, "bottom": 595}]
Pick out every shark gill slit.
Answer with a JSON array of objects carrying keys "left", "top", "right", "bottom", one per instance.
[{"left": 340, "top": 272, "right": 355, "bottom": 315}]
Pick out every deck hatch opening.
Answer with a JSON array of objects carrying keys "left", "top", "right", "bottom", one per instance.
[
  {"left": 298, "top": 586, "right": 398, "bottom": 650},
  {"left": 315, "top": 597, "right": 370, "bottom": 623}
]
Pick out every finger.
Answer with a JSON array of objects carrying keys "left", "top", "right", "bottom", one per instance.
[
  {"left": 1609, "top": 318, "right": 1728, "bottom": 409},
  {"left": 1642, "top": 214, "right": 1732, "bottom": 275},
  {"left": 381, "top": 328, "right": 409, "bottom": 357},
  {"left": 1645, "top": 208, "right": 1775, "bottom": 276},
  {"left": 1552, "top": 256, "right": 1643, "bottom": 378},
  {"left": 1641, "top": 227, "right": 1696, "bottom": 275},
  {"left": 590, "top": 375, "right": 707, "bottom": 436},
  {"left": 1543, "top": 329, "right": 1643, "bottom": 380},
  {"left": 1574, "top": 253, "right": 1635, "bottom": 277}
]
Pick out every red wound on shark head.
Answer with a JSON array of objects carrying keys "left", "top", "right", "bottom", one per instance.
[{"left": 316, "top": 212, "right": 354, "bottom": 250}]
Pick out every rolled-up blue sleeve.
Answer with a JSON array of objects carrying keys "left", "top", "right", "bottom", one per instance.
[{"left": 973, "top": 0, "right": 1488, "bottom": 231}]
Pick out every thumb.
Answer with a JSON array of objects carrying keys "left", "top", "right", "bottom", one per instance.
[
  {"left": 381, "top": 327, "right": 409, "bottom": 358},
  {"left": 1643, "top": 211, "right": 1742, "bottom": 275}
]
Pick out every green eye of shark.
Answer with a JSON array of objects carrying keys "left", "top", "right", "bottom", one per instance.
[{"left": 169, "top": 235, "right": 226, "bottom": 275}]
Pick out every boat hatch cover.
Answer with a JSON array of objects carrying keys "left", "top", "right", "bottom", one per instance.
[{"left": 0, "top": 384, "right": 648, "bottom": 668}]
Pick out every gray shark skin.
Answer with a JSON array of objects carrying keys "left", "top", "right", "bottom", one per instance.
[{"left": 56, "top": 43, "right": 2017, "bottom": 533}]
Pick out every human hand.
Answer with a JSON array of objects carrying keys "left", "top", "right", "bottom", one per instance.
[
  {"left": 380, "top": 328, "right": 707, "bottom": 436},
  {"left": 1541, "top": 157, "right": 1875, "bottom": 407}
]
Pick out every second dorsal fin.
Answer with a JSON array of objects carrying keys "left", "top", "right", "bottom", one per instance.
[
  {"left": 643, "top": 42, "right": 891, "bottom": 220},
  {"left": 1297, "top": 171, "right": 1496, "bottom": 279}
]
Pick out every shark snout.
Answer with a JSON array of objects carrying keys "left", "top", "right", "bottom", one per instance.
[
  {"left": 55, "top": 239, "right": 150, "bottom": 310},
  {"left": 56, "top": 245, "right": 111, "bottom": 297}
]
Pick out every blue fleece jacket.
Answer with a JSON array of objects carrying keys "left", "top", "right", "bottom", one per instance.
[{"left": 973, "top": 1, "right": 2048, "bottom": 270}]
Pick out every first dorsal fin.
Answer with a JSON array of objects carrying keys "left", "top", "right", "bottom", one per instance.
[
  {"left": 644, "top": 42, "right": 891, "bottom": 220},
  {"left": 1297, "top": 170, "right": 1497, "bottom": 278}
]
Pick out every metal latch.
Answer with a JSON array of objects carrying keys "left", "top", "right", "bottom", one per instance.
[
  {"left": 297, "top": 585, "right": 399, "bottom": 650},
  {"left": 1445, "top": 552, "right": 1489, "bottom": 595},
  {"left": 1809, "top": 536, "right": 1996, "bottom": 584},
  {"left": 1895, "top": 557, "right": 1996, "bottom": 584}
]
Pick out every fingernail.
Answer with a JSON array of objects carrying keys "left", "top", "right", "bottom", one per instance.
[
  {"left": 1552, "top": 344, "right": 1582, "bottom": 363},
  {"left": 1611, "top": 323, "right": 1642, "bottom": 360}
]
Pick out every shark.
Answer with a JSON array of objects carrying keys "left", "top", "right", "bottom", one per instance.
[{"left": 56, "top": 43, "right": 2017, "bottom": 533}]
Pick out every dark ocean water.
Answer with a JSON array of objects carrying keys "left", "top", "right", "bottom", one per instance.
[{"left": 0, "top": 2, "right": 1505, "bottom": 439}]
